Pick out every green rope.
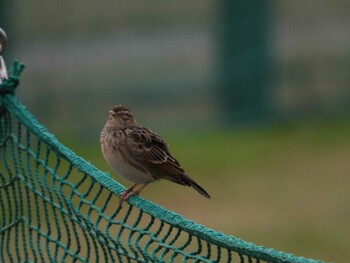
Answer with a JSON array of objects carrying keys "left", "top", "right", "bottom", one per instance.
[{"left": 0, "top": 61, "right": 325, "bottom": 263}]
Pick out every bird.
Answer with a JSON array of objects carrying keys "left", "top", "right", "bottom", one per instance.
[{"left": 100, "top": 105, "right": 210, "bottom": 204}]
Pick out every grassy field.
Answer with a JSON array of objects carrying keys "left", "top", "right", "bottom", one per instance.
[{"left": 62, "top": 120, "right": 350, "bottom": 263}]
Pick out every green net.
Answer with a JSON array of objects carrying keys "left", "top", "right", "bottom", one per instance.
[{"left": 0, "top": 61, "right": 324, "bottom": 263}]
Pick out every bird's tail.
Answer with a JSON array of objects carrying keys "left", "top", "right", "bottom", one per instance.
[
  {"left": 161, "top": 168, "right": 211, "bottom": 199},
  {"left": 183, "top": 174, "right": 211, "bottom": 199}
]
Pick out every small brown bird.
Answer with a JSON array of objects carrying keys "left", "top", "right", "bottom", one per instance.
[{"left": 100, "top": 105, "right": 210, "bottom": 203}]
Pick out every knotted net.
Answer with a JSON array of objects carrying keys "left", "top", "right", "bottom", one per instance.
[{"left": 0, "top": 61, "right": 323, "bottom": 263}]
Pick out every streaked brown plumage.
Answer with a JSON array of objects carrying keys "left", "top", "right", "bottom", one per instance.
[{"left": 100, "top": 105, "right": 210, "bottom": 203}]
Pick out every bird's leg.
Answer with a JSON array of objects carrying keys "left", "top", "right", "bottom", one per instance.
[
  {"left": 133, "top": 182, "right": 149, "bottom": 196},
  {"left": 120, "top": 183, "right": 138, "bottom": 204},
  {"left": 119, "top": 183, "right": 150, "bottom": 206}
]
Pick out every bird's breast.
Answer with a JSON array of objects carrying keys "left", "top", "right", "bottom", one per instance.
[{"left": 101, "top": 142, "right": 155, "bottom": 184}]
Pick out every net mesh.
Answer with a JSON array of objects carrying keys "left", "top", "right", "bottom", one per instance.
[{"left": 0, "top": 61, "right": 323, "bottom": 263}]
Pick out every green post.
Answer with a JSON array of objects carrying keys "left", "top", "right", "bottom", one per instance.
[{"left": 218, "top": 1, "right": 273, "bottom": 124}]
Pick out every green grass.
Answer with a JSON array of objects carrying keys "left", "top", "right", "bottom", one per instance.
[{"left": 62, "top": 120, "right": 350, "bottom": 263}]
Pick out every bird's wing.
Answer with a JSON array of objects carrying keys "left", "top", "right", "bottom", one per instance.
[
  {"left": 124, "top": 125, "right": 186, "bottom": 180},
  {"left": 123, "top": 125, "right": 211, "bottom": 199}
]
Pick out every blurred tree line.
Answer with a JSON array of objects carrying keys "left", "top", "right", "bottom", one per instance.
[{"left": 0, "top": 0, "right": 349, "bottom": 137}]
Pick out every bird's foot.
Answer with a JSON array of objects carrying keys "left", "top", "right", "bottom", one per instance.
[
  {"left": 121, "top": 190, "right": 137, "bottom": 200},
  {"left": 119, "top": 190, "right": 138, "bottom": 207},
  {"left": 119, "top": 184, "right": 138, "bottom": 206},
  {"left": 119, "top": 183, "right": 150, "bottom": 207}
]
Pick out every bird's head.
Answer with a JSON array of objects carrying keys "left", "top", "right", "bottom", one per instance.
[{"left": 106, "top": 105, "right": 135, "bottom": 127}]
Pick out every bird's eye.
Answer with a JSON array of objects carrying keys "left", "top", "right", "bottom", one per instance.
[{"left": 122, "top": 112, "right": 130, "bottom": 119}]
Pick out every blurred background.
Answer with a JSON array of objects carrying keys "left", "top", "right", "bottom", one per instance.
[{"left": 1, "top": 1, "right": 349, "bottom": 262}]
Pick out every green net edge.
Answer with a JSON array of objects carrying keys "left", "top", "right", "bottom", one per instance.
[{"left": 0, "top": 60, "right": 326, "bottom": 263}]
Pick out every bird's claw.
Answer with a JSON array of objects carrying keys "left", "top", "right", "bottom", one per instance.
[{"left": 119, "top": 189, "right": 138, "bottom": 206}]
